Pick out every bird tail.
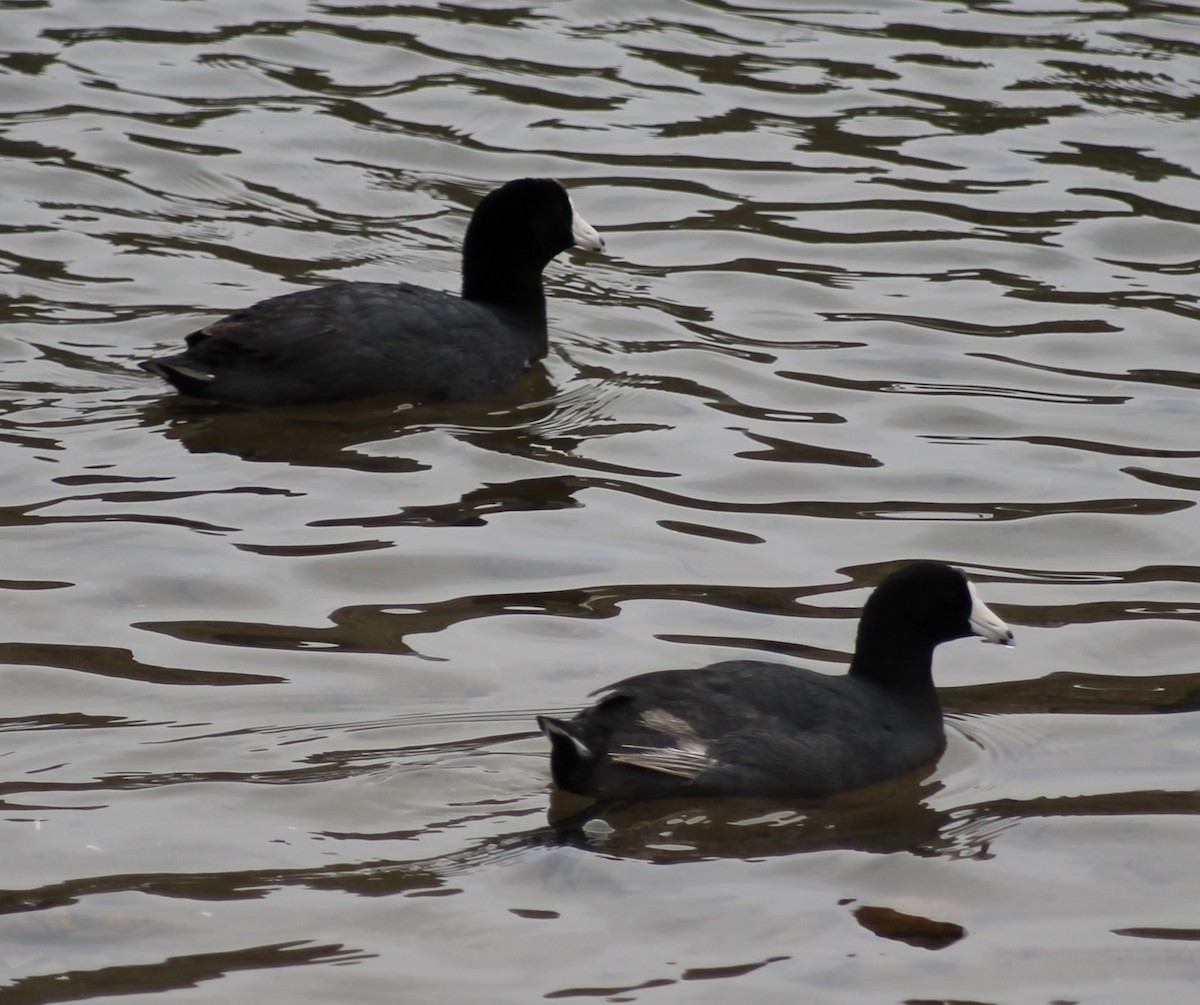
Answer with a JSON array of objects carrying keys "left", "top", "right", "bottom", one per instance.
[
  {"left": 537, "top": 715, "right": 592, "bottom": 759},
  {"left": 537, "top": 715, "right": 596, "bottom": 791},
  {"left": 140, "top": 355, "right": 217, "bottom": 398}
]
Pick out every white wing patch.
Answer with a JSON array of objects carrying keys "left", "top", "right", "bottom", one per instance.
[
  {"left": 608, "top": 707, "right": 712, "bottom": 780},
  {"left": 610, "top": 745, "right": 711, "bottom": 779}
]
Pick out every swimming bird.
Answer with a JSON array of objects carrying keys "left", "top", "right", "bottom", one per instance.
[
  {"left": 538, "top": 562, "right": 1013, "bottom": 801},
  {"left": 140, "top": 177, "right": 604, "bottom": 406}
]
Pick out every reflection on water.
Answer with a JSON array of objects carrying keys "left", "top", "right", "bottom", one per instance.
[{"left": 2, "top": 0, "right": 1200, "bottom": 1001}]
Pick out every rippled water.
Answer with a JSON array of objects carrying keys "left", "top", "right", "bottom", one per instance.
[{"left": 2, "top": 0, "right": 1200, "bottom": 1001}]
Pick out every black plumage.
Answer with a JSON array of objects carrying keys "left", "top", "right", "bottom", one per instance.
[
  {"left": 141, "top": 178, "right": 604, "bottom": 406},
  {"left": 538, "top": 562, "right": 1013, "bottom": 801}
]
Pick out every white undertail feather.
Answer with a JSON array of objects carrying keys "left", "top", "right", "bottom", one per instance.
[
  {"left": 157, "top": 361, "right": 214, "bottom": 382},
  {"left": 543, "top": 718, "right": 592, "bottom": 759}
]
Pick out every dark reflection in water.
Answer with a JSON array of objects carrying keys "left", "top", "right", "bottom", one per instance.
[
  {"left": 133, "top": 568, "right": 1200, "bottom": 664},
  {"left": 137, "top": 372, "right": 561, "bottom": 472},
  {"left": 545, "top": 776, "right": 960, "bottom": 861},
  {"left": 541, "top": 736, "right": 1200, "bottom": 865},
  {"left": 1, "top": 940, "right": 373, "bottom": 1004},
  {"left": 8, "top": 759, "right": 1194, "bottom": 949},
  {"left": 303, "top": 473, "right": 1195, "bottom": 531},
  {"left": 0, "top": 856, "right": 448, "bottom": 919},
  {"left": 0, "top": 641, "right": 282, "bottom": 686},
  {"left": 948, "top": 668, "right": 1200, "bottom": 715},
  {"left": 3, "top": 0, "right": 1200, "bottom": 999},
  {"left": 137, "top": 369, "right": 681, "bottom": 478},
  {"left": 142, "top": 397, "right": 434, "bottom": 474}
]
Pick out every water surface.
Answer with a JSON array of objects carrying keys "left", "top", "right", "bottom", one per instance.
[{"left": 2, "top": 1, "right": 1200, "bottom": 1002}]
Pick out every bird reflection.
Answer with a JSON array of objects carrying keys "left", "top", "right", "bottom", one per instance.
[
  {"left": 136, "top": 367, "right": 562, "bottom": 472},
  {"left": 540, "top": 770, "right": 970, "bottom": 862}
]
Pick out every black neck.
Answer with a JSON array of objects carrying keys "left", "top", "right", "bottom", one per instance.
[
  {"left": 849, "top": 630, "right": 938, "bottom": 692},
  {"left": 461, "top": 259, "right": 548, "bottom": 318}
]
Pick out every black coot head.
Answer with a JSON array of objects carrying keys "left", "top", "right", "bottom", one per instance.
[
  {"left": 860, "top": 561, "right": 1011, "bottom": 649},
  {"left": 464, "top": 178, "right": 603, "bottom": 269}
]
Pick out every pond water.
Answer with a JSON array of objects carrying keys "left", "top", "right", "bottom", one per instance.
[{"left": 2, "top": 0, "right": 1199, "bottom": 1001}]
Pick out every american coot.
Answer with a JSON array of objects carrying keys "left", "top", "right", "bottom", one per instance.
[
  {"left": 140, "top": 178, "right": 604, "bottom": 406},
  {"left": 538, "top": 562, "right": 1013, "bottom": 801}
]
